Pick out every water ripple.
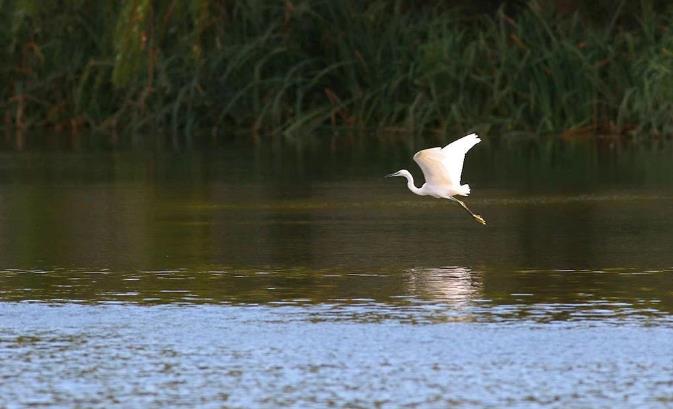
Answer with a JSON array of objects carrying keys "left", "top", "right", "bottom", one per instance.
[{"left": 1, "top": 266, "right": 672, "bottom": 325}]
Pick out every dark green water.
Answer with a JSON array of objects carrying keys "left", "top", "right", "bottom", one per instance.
[{"left": 1, "top": 136, "right": 673, "bottom": 407}]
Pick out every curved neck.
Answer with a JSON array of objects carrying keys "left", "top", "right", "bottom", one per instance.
[{"left": 401, "top": 173, "right": 424, "bottom": 196}]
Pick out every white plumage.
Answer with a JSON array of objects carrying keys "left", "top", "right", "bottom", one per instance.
[{"left": 386, "top": 133, "right": 486, "bottom": 225}]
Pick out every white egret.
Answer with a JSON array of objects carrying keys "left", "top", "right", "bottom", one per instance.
[{"left": 385, "top": 133, "right": 486, "bottom": 225}]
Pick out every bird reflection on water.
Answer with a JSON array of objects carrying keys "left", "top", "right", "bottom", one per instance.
[{"left": 406, "top": 266, "right": 483, "bottom": 308}]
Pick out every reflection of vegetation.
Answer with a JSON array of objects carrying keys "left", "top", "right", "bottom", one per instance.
[
  {"left": 2, "top": 1, "right": 673, "bottom": 139},
  {"left": 0, "top": 140, "right": 671, "bottom": 269},
  {"left": 0, "top": 141, "right": 672, "bottom": 319}
]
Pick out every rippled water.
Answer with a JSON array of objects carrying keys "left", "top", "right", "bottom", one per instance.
[
  {"left": 1, "top": 138, "right": 673, "bottom": 407},
  {"left": 3, "top": 304, "right": 673, "bottom": 408},
  {"left": 2, "top": 266, "right": 673, "bottom": 325}
]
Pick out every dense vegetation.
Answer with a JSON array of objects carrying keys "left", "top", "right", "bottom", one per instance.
[{"left": 2, "top": 0, "right": 673, "bottom": 140}]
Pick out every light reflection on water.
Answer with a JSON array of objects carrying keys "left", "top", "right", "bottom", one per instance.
[{"left": 2, "top": 303, "right": 673, "bottom": 408}]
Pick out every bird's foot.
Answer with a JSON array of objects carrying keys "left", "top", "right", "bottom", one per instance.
[{"left": 474, "top": 215, "right": 487, "bottom": 225}]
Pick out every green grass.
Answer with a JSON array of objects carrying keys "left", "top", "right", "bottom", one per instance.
[{"left": 2, "top": 0, "right": 673, "bottom": 140}]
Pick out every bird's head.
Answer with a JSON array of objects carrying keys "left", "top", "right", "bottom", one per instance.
[{"left": 385, "top": 169, "right": 410, "bottom": 179}]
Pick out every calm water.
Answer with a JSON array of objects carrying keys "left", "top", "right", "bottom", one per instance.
[{"left": 1, "top": 136, "right": 673, "bottom": 407}]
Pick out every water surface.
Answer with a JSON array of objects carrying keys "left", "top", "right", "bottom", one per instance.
[{"left": 1, "top": 136, "right": 673, "bottom": 407}]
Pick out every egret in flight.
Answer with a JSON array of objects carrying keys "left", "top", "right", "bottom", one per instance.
[{"left": 386, "top": 133, "right": 486, "bottom": 225}]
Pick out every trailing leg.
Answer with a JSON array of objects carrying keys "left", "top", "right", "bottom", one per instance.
[{"left": 450, "top": 197, "right": 486, "bottom": 225}]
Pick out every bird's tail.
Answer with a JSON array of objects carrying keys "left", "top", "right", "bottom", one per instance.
[{"left": 458, "top": 184, "right": 470, "bottom": 196}]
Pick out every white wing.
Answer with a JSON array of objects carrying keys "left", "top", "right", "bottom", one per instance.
[
  {"left": 413, "top": 147, "right": 454, "bottom": 188},
  {"left": 413, "top": 133, "right": 481, "bottom": 187},
  {"left": 441, "top": 133, "right": 480, "bottom": 185}
]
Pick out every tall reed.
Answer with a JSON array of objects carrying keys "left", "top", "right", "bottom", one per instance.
[{"left": 2, "top": 0, "right": 673, "bottom": 140}]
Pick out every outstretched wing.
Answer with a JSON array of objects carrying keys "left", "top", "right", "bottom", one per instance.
[
  {"left": 440, "top": 133, "right": 480, "bottom": 185},
  {"left": 413, "top": 133, "right": 481, "bottom": 188},
  {"left": 413, "top": 147, "right": 454, "bottom": 188}
]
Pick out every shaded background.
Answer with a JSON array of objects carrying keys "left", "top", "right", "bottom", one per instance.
[{"left": 3, "top": 0, "right": 673, "bottom": 143}]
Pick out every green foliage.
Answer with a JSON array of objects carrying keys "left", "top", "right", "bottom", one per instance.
[{"left": 2, "top": 0, "right": 673, "bottom": 138}]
